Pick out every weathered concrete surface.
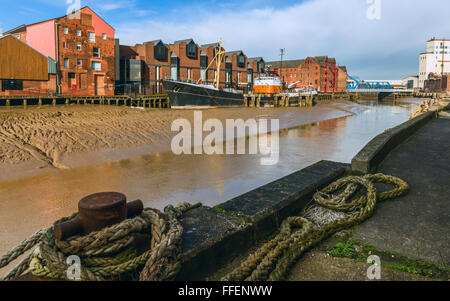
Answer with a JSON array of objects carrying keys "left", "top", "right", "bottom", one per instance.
[
  {"left": 287, "top": 248, "right": 431, "bottom": 281},
  {"left": 351, "top": 109, "right": 438, "bottom": 174},
  {"left": 176, "top": 160, "right": 349, "bottom": 280},
  {"left": 354, "top": 111, "right": 450, "bottom": 267},
  {"left": 220, "top": 161, "right": 349, "bottom": 239}
]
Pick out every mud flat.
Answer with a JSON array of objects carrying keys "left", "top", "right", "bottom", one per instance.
[{"left": 0, "top": 101, "right": 360, "bottom": 181}]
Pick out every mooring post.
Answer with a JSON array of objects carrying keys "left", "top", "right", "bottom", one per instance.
[
  {"left": 53, "top": 192, "right": 144, "bottom": 241},
  {"left": 23, "top": 98, "right": 27, "bottom": 108},
  {"left": 257, "top": 95, "right": 261, "bottom": 108}
]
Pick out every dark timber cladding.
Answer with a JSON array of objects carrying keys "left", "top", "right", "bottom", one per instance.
[{"left": 0, "top": 35, "right": 49, "bottom": 81}]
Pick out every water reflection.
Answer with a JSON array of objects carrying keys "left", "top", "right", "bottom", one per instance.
[{"left": 0, "top": 99, "right": 420, "bottom": 255}]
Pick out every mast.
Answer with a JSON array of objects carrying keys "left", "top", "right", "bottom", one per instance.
[
  {"left": 198, "top": 38, "right": 225, "bottom": 89},
  {"left": 215, "top": 38, "right": 224, "bottom": 89}
]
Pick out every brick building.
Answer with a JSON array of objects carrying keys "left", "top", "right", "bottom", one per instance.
[
  {"left": 225, "top": 50, "right": 249, "bottom": 89},
  {"left": 424, "top": 73, "right": 450, "bottom": 93},
  {"left": 0, "top": 35, "right": 57, "bottom": 95},
  {"left": 267, "top": 56, "right": 347, "bottom": 92},
  {"left": 118, "top": 39, "right": 261, "bottom": 94},
  {"left": 3, "top": 6, "right": 115, "bottom": 96}
]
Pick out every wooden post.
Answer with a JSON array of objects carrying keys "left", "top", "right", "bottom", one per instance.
[
  {"left": 52, "top": 98, "right": 56, "bottom": 106},
  {"left": 23, "top": 98, "right": 27, "bottom": 108},
  {"left": 6, "top": 99, "right": 10, "bottom": 107},
  {"left": 257, "top": 95, "right": 261, "bottom": 108},
  {"left": 38, "top": 97, "right": 42, "bottom": 106},
  {"left": 65, "top": 98, "right": 69, "bottom": 105},
  {"left": 250, "top": 96, "right": 255, "bottom": 107}
]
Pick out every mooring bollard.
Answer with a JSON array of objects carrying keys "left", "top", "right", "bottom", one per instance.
[{"left": 54, "top": 192, "right": 144, "bottom": 241}]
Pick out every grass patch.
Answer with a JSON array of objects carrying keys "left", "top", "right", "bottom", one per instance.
[{"left": 328, "top": 239, "right": 450, "bottom": 280}]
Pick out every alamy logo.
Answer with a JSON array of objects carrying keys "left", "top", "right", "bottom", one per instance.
[
  {"left": 366, "top": 0, "right": 381, "bottom": 20},
  {"left": 171, "top": 111, "right": 280, "bottom": 166},
  {"left": 367, "top": 255, "right": 381, "bottom": 280},
  {"left": 66, "top": 255, "right": 81, "bottom": 280}
]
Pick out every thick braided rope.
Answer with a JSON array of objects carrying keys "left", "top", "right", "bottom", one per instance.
[
  {"left": 1, "top": 202, "right": 198, "bottom": 281},
  {"left": 223, "top": 174, "right": 408, "bottom": 281}
]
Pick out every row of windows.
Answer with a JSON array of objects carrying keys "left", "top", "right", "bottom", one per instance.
[
  {"left": 63, "top": 58, "right": 101, "bottom": 71},
  {"left": 62, "top": 27, "right": 107, "bottom": 41},
  {"left": 61, "top": 42, "right": 101, "bottom": 57}
]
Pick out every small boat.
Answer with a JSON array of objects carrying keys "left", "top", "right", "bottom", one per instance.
[{"left": 162, "top": 39, "right": 244, "bottom": 108}]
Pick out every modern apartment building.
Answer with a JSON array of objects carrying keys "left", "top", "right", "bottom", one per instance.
[
  {"left": 419, "top": 38, "right": 450, "bottom": 89},
  {"left": 3, "top": 6, "right": 115, "bottom": 95}
]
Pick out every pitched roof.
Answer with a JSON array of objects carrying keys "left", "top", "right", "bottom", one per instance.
[
  {"left": 339, "top": 66, "right": 347, "bottom": 73},
  {"left": 201, "top": 42, "right": 220, "bottom": 48},
  {"left": 4, "top": 24, "right": 26, "bottom": 35},
  {"left": 266, "top": 59, "right": 304, "bottom": 68},
  {"left": 248, "top": 57, "right": 264, "bottom": 62},
  {"left": 312, "top": 56, "right": 337, "bottom": 67},
  {"left": 226, "top": 50, "right": 244, "bottom": 56},
  {"left": 174, "top": 38, "right": 194, "bottom": 45}
]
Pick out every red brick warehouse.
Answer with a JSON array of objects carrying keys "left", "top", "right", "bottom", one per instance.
[
  {"left": 267, "top": 56, "right": 348, "bottom": 93},
  {"left": 3, "top": 6, "right": 115, "bottom": 96}
]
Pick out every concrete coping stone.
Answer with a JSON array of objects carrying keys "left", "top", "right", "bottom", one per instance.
[
  {"left": 351, "top": 110, "right": 439, "bottom": 174},
  {"left": 176, "top": 160, "right": 349, "bottom": 280}
]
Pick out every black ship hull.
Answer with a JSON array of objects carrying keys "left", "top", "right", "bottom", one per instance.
[{"left": 162, "top": 80, "right": 244, "bottom": 107}]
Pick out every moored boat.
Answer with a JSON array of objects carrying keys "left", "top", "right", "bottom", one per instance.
[{"left": 162, "top": 39, "right": 245, "bottom": 108}]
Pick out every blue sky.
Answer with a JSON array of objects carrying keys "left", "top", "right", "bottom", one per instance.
[{"left": 0, "top": 0, "right": 449, "bottom": 79}]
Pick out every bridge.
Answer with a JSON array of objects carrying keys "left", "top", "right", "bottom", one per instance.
[{"left": 347, "top": 75, "right": 407, "bottom": 92}]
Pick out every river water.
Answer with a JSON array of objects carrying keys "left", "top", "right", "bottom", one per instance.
[{"left": 0, "top": 99, "right": 421, "bottom": 256}]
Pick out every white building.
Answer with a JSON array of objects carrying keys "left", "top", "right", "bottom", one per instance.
[
  {"left": 402, "top": 76, "right": 419, "bottom": 90},
  {"left": 419, "top": 38, "right": 450, "bottom": 88}
]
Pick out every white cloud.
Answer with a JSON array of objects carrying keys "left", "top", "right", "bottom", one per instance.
[{"left": 115, "top": 0, "right": 450, "bottom": 78}]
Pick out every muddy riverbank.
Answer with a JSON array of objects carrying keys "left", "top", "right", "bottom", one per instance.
[{"left": 0, "top": 101, "right": 360, "bottom": 181}]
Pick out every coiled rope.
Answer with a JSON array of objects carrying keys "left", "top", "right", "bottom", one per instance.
[
  {"left": 222, "top": 174, "right": 409, "bottom": 281},
  {"left": 0, "top": 202, "right": 200, "bottom": 281}
]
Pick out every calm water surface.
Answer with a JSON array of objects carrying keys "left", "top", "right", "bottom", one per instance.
[{"left": 0, "top": 99, "right": 421, "bottom": 254}]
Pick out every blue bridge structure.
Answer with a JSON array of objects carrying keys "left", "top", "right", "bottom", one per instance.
[{"left": 347, "top": 75, "right": 397, "bottom": 92}]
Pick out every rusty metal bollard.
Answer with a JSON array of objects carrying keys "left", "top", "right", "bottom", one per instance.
[{"left": 54, "top": 192, "right": 144, "bottom": 241}]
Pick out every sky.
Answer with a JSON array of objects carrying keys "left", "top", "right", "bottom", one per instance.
[{"left": 0, "top": 0, "right": 449, "bottom": 79}]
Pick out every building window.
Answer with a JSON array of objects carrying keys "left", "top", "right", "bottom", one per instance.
[
  {"left": 77, "top": 44, "right": 82, "bottom": 51},
  {"left": 154, "top": 43, "right": 167, "bottom": 61},
  {"left": 63, "top": 42, "right": 69, "bottom": 49},
  {"left": 237, "top": 55, "right": 245, "bottom": 68},
  {"left": 92, "top": 61, "right": 101, "bottom": 71},
  {"left": 1, "top": 79, "right": 23, "bottom": 91},
  {"left": 64, "top": 58, "right": 69, "bottom": 68},
  {"left": 200, "top": 54, "right": 208, "bottom": 68},
  {"left": 88, "top": 32, "right": 95, "bottom": 42},
  {"left": 77, "top": 59, "right": 82, "bottom": 66},
  {"left": 76, "top": 29, "right": 81, "bottom": 36},
  {"left": 102, "top": 33, "right": 107, "bottom": 40},
  {"left": 186, "top": 42, "right": 197, "bottom": 58},
  {"left": 63, "top": 27, "right": 68, "bottom": 34},
  {"left": 93, "top": 47, "right": 100, "bottom": 58}
]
